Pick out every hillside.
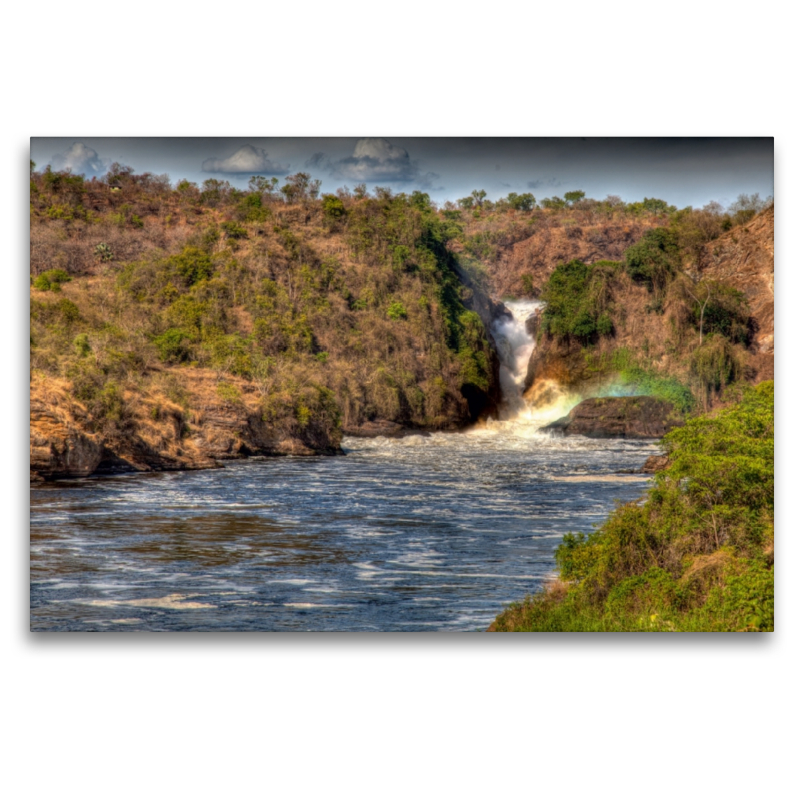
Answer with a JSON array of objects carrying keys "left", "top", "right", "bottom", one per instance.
[
  {"left": 29, "top": 169, "right": 773, "bottom": 480},
  {"left": 29, "top": 169, "right": 500, "bottom": 479},
  {"left": 697, "top": 204, "right": 774, "bottom": 381},
  {"left": 518, "top": 205, "right": 774, "bottom": 414},
  {"left": 449, "top": 199, "right": 666, "bottom": 298}
]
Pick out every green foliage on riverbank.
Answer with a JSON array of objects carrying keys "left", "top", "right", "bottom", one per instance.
[{"left": 491, "top": 381, "right": 774, "bottom": 632}]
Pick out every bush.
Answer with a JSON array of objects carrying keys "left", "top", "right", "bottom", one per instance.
[
  {"left": 540, "top": 260, "right": 618, "bottom": 343},
  {"left": 73, "top": 333, "right": 91, "bottom": 358},
  {"left": 624, "top": 228, "right": 681, "bottom": 293},
  {"left": 153, "top": 328, "right": 191, "bottom": 363},
  {"left": 322, "top": 194, "right": 346, "bottom": 220},
  {"left": 690, "top": 334, "right": 747, "bottom": 406},
  {"left": 693, "top": 283, "right": 751, "bottom": 344},
  {"left": 492, "top": 382, "right": 774, "bottom": 632},
  {"left": 387, "top": 301, "right": 408, "bottom": 321},
  {"left": 168, "top": 246, "right": 214, "bottom": 287},
  {"left": 33, "top": 268, "right": 72, "bottom": 292}
]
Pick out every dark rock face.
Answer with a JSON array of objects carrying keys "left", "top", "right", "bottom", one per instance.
[
  {"left": 539, "top": 396, "right": 683, "bottom": 439},
  {"left": 30, "top": 396, "right": 104, "bottom": 479}
]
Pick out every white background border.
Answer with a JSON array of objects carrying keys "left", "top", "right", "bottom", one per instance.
[{"left": 5, "top": 3, "right": 796, "bottom": 798}]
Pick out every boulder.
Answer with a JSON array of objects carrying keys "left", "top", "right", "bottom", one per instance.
[
  {"left": 641, "top": 454, "right": 670, "bottom": 473},
  {"left": 30, "top": 394, "right": 104, "bottom": 479},
  {"left": 539, "top": 396, "right": 683, "bottom": 439}
]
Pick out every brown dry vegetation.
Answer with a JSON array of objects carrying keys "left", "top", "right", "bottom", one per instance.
[
  {"left": 521, "top": 204, "right": 773, "bottom": 413},
  {"left": 453, "top": 203, "right": 664, "bottom": 298},
  {"left": 29, "top": 168, "right": 500, "bottom": 478}
]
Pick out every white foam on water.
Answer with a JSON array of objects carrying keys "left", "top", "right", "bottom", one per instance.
[{"left": 81, "top": 593, "right": 215, "bottom": 610}]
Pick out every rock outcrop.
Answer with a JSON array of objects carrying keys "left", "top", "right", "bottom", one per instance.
[
  {"left": 641, "top": 454, "right": 670, "bottom": 473},
  {"left": 30, "top": 369, "right": 342, "bottom": 482},
  {"left": 698, "top": 205, "right": 774, "bottom": 380},
  {"left": 539, "top": 396, "right": 684, "bottom": 439},
  {"left": 30, "top": 387, "right": 104, "bottom": 479}
]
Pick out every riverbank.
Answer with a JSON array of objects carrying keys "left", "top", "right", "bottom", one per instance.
[
  {"left": 31, "top": 422, "right": 658, "bottom": 631},
  {"left": 490, "top": 382, "right": 774, "bottom": 632}
]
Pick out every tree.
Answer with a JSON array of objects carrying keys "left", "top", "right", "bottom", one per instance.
[
  {"left": 410, "top": 190, "right": 432, "bottom": 210},
  {"left": 470, "top": 189, "right": 487, "bottom": 208},
  {"left": 280, "top": 172, "right": 321, "bottom": 203},
  {"left": 564, "top": 190, "right": 585, "bottom": 205},
  {"left": 506, "top": 192, "right": 536, "bottom": 211},
  {"left": 248, "top": 176, "right": 279, "bottom": 196},
  {"left": 624, "top": 228, "right": 681, "bottom": 293},
  {"left": 322, "top": 194, "right": 346, "bottom": 220}
]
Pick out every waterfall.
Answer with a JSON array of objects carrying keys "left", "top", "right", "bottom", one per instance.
[
  {"left": 492, "top": 300, "right": 542, "bottom": 419},
  {"left": 488, "top": 300, "right": 579, "bottom": 430}
]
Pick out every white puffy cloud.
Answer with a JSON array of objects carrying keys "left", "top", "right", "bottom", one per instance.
[
  {"left": 332, "top": 138, "right": 418, "bottom": 182},
  {"left": 49, "top": 143, "right": 107, "bottom": 177},
  {"left": 202, "top": 145, "right": 289, "bottom": 175}
]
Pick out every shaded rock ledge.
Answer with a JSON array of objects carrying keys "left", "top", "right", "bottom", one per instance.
[{"left": 539, "top": 396, "right": 684, "bottom": 439}]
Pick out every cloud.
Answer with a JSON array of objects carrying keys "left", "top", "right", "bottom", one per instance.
[
  {"left": 331, "top": 138, "right": 418, "bottom": 182},
  {"left": 49, "top": 143, "right": 108, "bottom": 177},
  {"left": 305, "top": 152, "right": 326, "bottom": 169},
  {"left": 202, "top": 145, "right": 289, "bottom": 175},
  {"left": 527, "top": 177, "right": 562, "bottom": 190}
]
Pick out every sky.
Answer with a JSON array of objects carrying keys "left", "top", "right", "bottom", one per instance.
[{"left": 30, "top": 136, "right": 774, "bottom": 210}]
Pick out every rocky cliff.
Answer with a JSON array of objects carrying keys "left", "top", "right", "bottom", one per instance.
[
  {"left": 30, "top": 369, "right": 341, "bottom": 481},
  {"left": 520, "top": 206, "right": 775, "bottom": 411},
  {"left": 697, "top": 205, "right": 774, "bottom": 380}
]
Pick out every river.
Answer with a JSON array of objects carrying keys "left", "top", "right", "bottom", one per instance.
[{"left": 30, "top": 302, "right": 659, "bottom": 631}]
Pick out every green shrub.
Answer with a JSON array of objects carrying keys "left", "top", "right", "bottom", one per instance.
[
  {"left": 493, "top": 382, "right": 774, "bottom": 632},
  {"left": 540, "top": 260, "right": 618, "bottom": 343},
  {"left": 387, "top": 301, "right": 408, "bottom": 321},
  {"left": 692, "top": 283, "right": 751, "bottom": 344},
  {"left": 32, "top": 268, "right": 72, "bottom": 292},
  {"left": 153, "top": 328, "right": 191, "bottom": 363},
  {"left": 322, "top": 194, "right": 346, "bottom": 220},
  {"left": 73, "top": 333, "right": 92, "bottom": 358},
  {"left": 690, "top": 334, "right": 747, "bottom": 404},
  {"left": 94, "top": 243, "right": 114, "bottom": 262},
  {"left": 624, "top": 228, "right": 681, "bottom": 293},
  {"left": 221, "top": 221, "right": 248, "bottom": 240},
  {"left": 168, "top": 246, "right": 213, "bottom": 286}
]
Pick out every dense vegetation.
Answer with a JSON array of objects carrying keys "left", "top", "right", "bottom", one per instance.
[
  {"left": 492, "top": 382, "right": 774, "bottom": 632},
  {"left": 531, "top": 196, "right": 762, "bottom": 412},
  {"left": 30, "top": 165, "right": 499, "bottom": 443}
]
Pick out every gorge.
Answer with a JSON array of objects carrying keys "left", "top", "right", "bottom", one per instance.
[{"left": 29, "top": 169, "right": 774, "bottom": 630}]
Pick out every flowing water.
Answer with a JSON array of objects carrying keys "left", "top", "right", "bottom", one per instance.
[{"left": 30, "top": 302, "right": 659, "bottom": 632}]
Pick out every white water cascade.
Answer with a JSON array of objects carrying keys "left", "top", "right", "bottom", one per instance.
[
  {"left": 492, "top": 300, "right": 542, "bottom": 418},
  {"left": 486, "top": 300, "right": 578, "bottom": 432}
]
